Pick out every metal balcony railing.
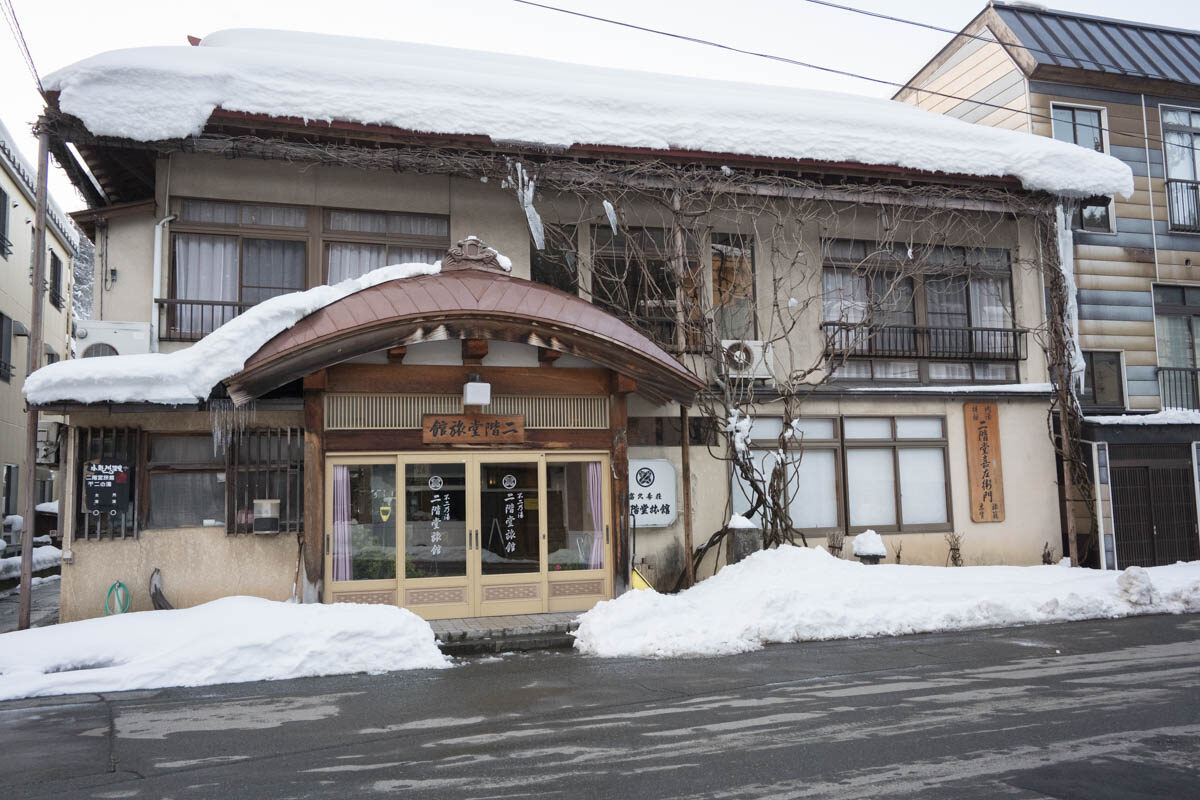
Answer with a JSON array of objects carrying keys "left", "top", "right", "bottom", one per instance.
[
  {"left": 156, "top": 298, "right": 252, "bottom": 342},
  {"left": 1157, "top": 366, "right": 1200, "bottom": 411},
  {"left": 1166, "top": 179, "right": 1200, "bottom": 233},
  {"left": 820, "top": 322, "right": 1028, "bottom": 361},
  {"left": 0, "top": 232, "right": 12, "bottom": 259}
]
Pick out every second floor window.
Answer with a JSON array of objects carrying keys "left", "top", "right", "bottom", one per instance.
[
  {"left": 1051, "top": 105, "right": 1112, "bottom": 232},
  {"left": 324, "top": 209, "right": 447, "bottom": 282},
  {"left": 170, "top": 200, "right": 308, "bottom": 338},
  {"left": 821, "top": 240, "right": 1020, "bottom": 383},
  {"left": 0, "top": 188, "right": 10, "bottom": 259},
  {"left": 712, "top": 233, "right": 756, "bottom": 342},
  {"left": 0, "top": 312, "right": 11, "bottom": 382},
  {"left": 48, "top": 252, "right": 63, "bottom": 309},
  {"left": 1163, "top": 106, "right": 1200, "bottom": 233}
]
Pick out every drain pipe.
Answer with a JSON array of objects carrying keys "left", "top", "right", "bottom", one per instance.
[{"left": 150, "top": 214, "right": 176, "bottom": 352}]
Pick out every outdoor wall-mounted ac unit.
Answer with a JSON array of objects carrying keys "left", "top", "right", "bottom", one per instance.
[
  {"left": 74, "top": 320, "right": 152, "bottom": 358},
  {"left": 719, "top": 340, "right": 773, "bottom": 381},
  {"left": 252, "top": 499, "right": 281, "bottom": 534},
  {"left": 36, "top": 421, "right": 61, "bottom": 466}
]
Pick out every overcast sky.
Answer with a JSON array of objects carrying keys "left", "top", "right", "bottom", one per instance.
[{"left": 3, "top": 0, "right": 1198, "bottom": 213}]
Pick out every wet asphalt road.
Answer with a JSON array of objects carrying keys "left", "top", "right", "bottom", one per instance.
[{"left": 3, "top": 613, "right": 1199, "bottom": 799}]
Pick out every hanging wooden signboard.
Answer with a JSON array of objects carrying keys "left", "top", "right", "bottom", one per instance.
[
  {"left": 422, "top": 414, "right": 525, "bottom": 444},
  {"left": 964, "top": 401, "right": 1004, "bottom": 522}
]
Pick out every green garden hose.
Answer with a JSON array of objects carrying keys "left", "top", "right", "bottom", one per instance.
[{"left": 105, "top": 581, "right": 131, "bottom": 615}]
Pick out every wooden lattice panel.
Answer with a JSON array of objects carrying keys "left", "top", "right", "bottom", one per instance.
[
  {"left": 325, "top": 393, "right": 608, "bottom": 430},
  {"left": 549, "top": 580, "right": 605, "bottom": 597},
  {"left": 331, "top": 590, "right": 394, "bottom": 605},
  {"left": 405, "top": 587, "right": 467, "bottom": 605},
  {"left": 482, "top": 583, "right": 540, "bottom": 602}
]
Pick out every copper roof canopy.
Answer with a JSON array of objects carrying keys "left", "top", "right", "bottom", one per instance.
[{"left": 225, "top": 239, "right": 703, "bottom": 406}]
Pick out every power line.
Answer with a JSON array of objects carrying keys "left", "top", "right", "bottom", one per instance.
[
  {"left": 802, "top": 0, "right": 1170, "bottom": 82},
  {"left": 509, "top": 0, "right": 1174, "bottom": 150},
  {"left": 1, "top": 0, "right": 43, "bottom": 93}
]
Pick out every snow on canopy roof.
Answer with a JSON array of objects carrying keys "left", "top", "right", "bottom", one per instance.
[
  {"left": 23, "top": 262, "right": 440, "bottom": 407},
  {"left": 44, "top": 28, "right": 1133, "bottom": 199}
]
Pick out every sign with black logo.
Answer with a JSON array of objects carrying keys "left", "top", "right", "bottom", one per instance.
[
  {"left": 627, "top": 459, "right": 677, "bottom": 527},
  {"left": 83, "top": 461, "right": 131, "bottom": 515}
]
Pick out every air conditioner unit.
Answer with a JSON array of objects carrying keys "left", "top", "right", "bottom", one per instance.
[
  {"left": 719, "top": 340, "right": 773, "bottom": 381},
  {"left": 73, "top": 321, "right": 152, "bottom": 358}
]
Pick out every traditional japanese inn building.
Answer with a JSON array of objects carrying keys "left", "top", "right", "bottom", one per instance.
[{"left": 28, "top": 29, "right": 1131, "bottom": 621}]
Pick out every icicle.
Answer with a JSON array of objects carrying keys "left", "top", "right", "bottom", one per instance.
[
  {"left": 1055, "top": 203, "right": 1085, "bottom": 396},
  {"left": 509, "top": 160, "right": 545, "bottom": 250},
  {"left": 602, "top": 199, "right": 618, "bottom": 235},
  {"left": 209, "top": 398, "right": 256, "bottom": 456}
]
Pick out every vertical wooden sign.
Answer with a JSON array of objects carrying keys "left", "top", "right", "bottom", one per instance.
[{"left": 964, "top": 401, "right": 1005, "bottom": 522}]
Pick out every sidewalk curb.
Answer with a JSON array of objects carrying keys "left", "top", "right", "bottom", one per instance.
[{"left": 438, "top": 631, "right": 577, "bottom": 657}]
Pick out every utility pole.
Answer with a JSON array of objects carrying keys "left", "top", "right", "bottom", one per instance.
[{"left": 17, "top": 121, "right": 50, "bottom": 630}]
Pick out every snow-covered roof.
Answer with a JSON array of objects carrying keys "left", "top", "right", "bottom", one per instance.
[
  {"left": 44, "top": 28, "right": 1132, "bottom": 199},
  {"left": 1085, "top": 409, "right": 1200, "bottom": 426},
  {"left": 23, "top": 261, "right": 439, "bottom": 407}
]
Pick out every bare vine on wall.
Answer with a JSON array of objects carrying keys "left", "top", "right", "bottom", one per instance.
[{"left": 45, "top": 115, "right": 1093, "bottom": 583}]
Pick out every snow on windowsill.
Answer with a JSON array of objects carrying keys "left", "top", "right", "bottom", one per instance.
[
  {"left": 44, "top": 28, "right": 1133, "bottom": 199},
  {"left": 23, "top": 261, "right": 440, "bottom": 407}
]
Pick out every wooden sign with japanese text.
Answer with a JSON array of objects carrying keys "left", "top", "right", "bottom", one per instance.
[
  {"left": 964, "top": 401, "right": 1004, "bottom": 522},
  {"left": 422, "top": 414, "right": 525, "bottom": 444}
]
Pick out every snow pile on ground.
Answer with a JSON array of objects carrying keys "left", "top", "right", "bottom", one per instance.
[
  {"left": 0, "top": 596, "right": 449, "bottom": 701},
  {"left": 0, "top": 546, "right": 61, "bottom": 581},
  {"left": 44, "top": 28, "right": 1132, "bottom": 198},
  {"left": 1085, "top": 408, "right": 1200, "bottom": 425},
  {"left": 573, "top": 546, "right": 1200, "bottom": 658},
  {"left": 851, "top": 530, "right": 887, "bottom": 557},
  {"left": 24, "top": 262, "right": 439, "bottom": 406}
]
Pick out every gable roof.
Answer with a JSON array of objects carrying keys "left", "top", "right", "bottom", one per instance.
[
  {"left": 44, "top": 27, "right": 1131, "bottom": 199},
  {"left": 991, "top": 1, "right": 1200, "bottom": 85}
]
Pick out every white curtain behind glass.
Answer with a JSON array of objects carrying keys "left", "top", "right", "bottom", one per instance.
[
  {"left": 898, "top": 448, "right": 947, "bottom": 525},
  {"left": 327, "top": 243, "right": 388, "bottom": 283},
  {"left": 846, "top": 448, "right": 896, "bottom": 527},
  {"left": 172, "top": 234, "right": 238, "bottom": 335},
  {"left": 969, "top": 277, "right": 1012, "bottom": 355}
]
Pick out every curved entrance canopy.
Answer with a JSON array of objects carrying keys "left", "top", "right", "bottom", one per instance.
[{"left": 225, "top": 251, "right": 703, "bottom": 406}]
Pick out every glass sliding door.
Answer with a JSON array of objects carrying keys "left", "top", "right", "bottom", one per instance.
[
  {"left": 325, "top": 458, "right": 399, "bottom": 606},
  {"left": 398, "top": 455, "right": 472, "bottom": 619},
  {"left": 474, "top": 455, "right": 545, "bottom": 616},
  {"left": 545, "top": 455, "right": 612, "bottom": 612}
]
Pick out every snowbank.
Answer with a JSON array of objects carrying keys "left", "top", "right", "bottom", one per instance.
[
  {"left": 0, "top": 596, "right": 449, "bottom": 701},
  {"left": 0, "top": 546, "right": 61, "bottom": 581},
  {"left": 573, "top": 546, "right": 1200, "bottom": 658},
  {"left": 44, "top": 29, "right": 1132, "bottom": 199},
  {"left": 24, "top": 262, "right": 438, "bottom": 406}
]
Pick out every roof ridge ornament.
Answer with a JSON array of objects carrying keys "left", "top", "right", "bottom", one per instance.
[{"left": 442, "top": 236, "right": 509, "bottom": 273}]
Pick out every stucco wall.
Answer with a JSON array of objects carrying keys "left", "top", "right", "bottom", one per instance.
[
  {"left": 60, "top": 526, "right": 297, "bottom": 621},
  {"left": 630, "top": 395, "right": 1059, "bottom": 586}
]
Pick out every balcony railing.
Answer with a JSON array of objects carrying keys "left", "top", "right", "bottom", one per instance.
[
  {"left": 0, "top": 231, "right": 12, "bottom": 259},
  {"left": 1158, "top": 366, "right": 1200, "bottom": 411},
  {"left": 156, "top": 298, "right": 252, "bottom": 342},
  {"left": 1166, "top": 179, "right": 1200, "bottom": 233},
  {"left": 821, "top": 322, "right": 1028, "bottom": 361}
]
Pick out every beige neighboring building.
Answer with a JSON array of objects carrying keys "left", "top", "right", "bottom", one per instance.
[
  {"left": 0, "top": 117, "right": 78, "bottom": 542},
  {"left": 897, "top": 2, "right": 1200, "bottom": 570},
  {"left": 32, "top": 29, "right": 1128, "bottom": 621}
]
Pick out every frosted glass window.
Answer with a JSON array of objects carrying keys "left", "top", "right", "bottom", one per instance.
[
  {"left": 846, "top": 448, "right": 896, "bottom": 527},
  {"left": 930, "top": 362, "right": 971, "bottom": 381},
  {"left": 873, "top": 360, "right": 918, "bottom": 380},
  {"left": 241, "top": 204, "right": 307, "bottom": 228},
  {"left": 749, "top": 417, "right": 784, "bottom": 441},
  {"left": 974, "top": 363, "right": 1016, "bottom": 381},
  {"left": 328, "top": 210, "right": 388, "bottom": 233},
  {"left": 789, "top": 450, "right": 838, "bottom": 529},
  {"left": 731, "top": 450, "right": 777, "bottom": 529},
  {"left": 845, "top": 418, "right": 892, "bottom": 439},
  {"left": 791, "top": 418, "right": 835, "bottom": 440},
  {"left": 896, "top": 417, "right": 943, "bottom": 439},
  {"left": 898, "top": 448, "right": 948, "bottom": 525},
  {"left": 180, "top": 199, "right": 239, "bottom": 224}
]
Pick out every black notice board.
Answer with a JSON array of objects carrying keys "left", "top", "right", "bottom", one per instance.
[{"left": 84, "top": 461, "right": 131, "bottom": 514}]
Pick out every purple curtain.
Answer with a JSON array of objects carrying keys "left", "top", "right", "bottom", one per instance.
[
  {"left": 333, "top": 466, "right": 351, "bottom": 581},
  {"left": 586, "top": 462, "right": 604, "bottom": 570}
]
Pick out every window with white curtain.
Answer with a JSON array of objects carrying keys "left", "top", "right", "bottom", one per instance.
[
  {"left": 1162, "top": 106, "right": 1200, "bottom": 232},
  {"left": 324, "top": 209, "right": 448, "bottom": 282},
  {"left": 730, "top": 415, "right": 950, "bottom": 537},
  {"left": 822, "top": 239, "right": 1016, "bottom": 384},
  {"left": 170, "top": 200, "right": 309, "bottom": 338}
]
